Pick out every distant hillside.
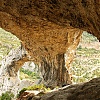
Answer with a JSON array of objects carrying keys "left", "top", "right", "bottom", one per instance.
[
  {"left": 71, "top": 31, "right": 100, "bottom": 83},
  {"left": 0, "top": 28, "right": 20, "bottom": 61},
  {"left": 78, "top": 31, "right": 100, "bottom": 50},
  {"left": 81, "top": 31, "right": 98, "bottom": 43}
]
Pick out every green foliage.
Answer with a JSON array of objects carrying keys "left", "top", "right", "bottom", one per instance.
[
  {"left": 71, "top": 32, "right": 100, "bottom": 83},
  {"left": 71, "top": 47, "right": 100, "bottom": 83},
  {"left": 0, "top": 91, "right": 14, "bottom": 100},
  {"left": 19, "top": 68, "right": 40, "bottom": 80},
  {"left": 26, "top": 84, "right": 45, "bottom": 90},
  {"left": 27, "top": 84, "right": 51, "bottom": 92},
  {"left": 17, "top": 84, "right": 51, "bottom": 98},
  {"left": 0, "top": 28, "right": 20, "bottom": 61},
  {"left": 20, "top": 72, "right": 29, "bottom": 80}
]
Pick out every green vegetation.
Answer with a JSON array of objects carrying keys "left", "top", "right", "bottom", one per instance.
[
  {"left": 0, "top": 28, "right": 20, "bottom": 61},
  {"left": 17, "top": 84, "right": 51, "bottom": 98},
  {"left": 0, "top": 91, "right": 14, "bottom": 100},
  {"left": 70, "top": 32, "right": 100, "bottom": 83},
  {"left": 81, "top": 31, "right": 98, "bottom": 43},
  {"left": 19, "top": 68, "right": 40, "bottom": 80}
]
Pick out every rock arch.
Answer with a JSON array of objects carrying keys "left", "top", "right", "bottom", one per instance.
[
  {"left": 0, "top": 0, "right": 100, "bottom": 96},
  {"left": 0, "top": 28, "right": 82, "bottom": 94}
]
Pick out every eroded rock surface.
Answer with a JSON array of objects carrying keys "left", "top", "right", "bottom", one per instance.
[
  {"left": 0, "top": 0, "right": 85, "bottom": 87},
  {"left": 0, "top": 45, "right": 28, "bottom": 95},
  {"left": 17, "top": 77, "right": 100, "bottom": 100},
  {"left": 1, "top": 0, "right": 99, "bottom": 61}
]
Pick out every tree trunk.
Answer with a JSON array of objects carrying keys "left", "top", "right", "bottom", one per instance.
[{"left": 40, "top": 54, "right": 72, "bottom": 88}]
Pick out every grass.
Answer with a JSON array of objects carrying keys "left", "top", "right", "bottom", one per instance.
[
  {"left": 0, "top": 91, "right": 14, "bottom": 100},
  {"left": 17, "top": 84, "right": 51, "bottom": 98}
]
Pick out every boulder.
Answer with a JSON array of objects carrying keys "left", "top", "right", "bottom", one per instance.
[{"left": 17, "top": 77, "right": 100, "bottom": 100}]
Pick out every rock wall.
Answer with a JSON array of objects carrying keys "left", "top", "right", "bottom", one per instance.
[
  {"left": 0, "top": 31, "right": 82, "bottom": 94},
  {"left": 0, "top": 0, "right": 83, "bottom": 89},
  {"left": 0, "top": 45, "right": 28, "bottom": 95},
  {"left": 0, "top": 31, "right": 82, "bottom": 95}
]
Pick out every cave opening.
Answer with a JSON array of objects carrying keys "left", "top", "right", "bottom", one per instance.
[{"left": 0, "top": 28, "right": 100, "bottom": 96}]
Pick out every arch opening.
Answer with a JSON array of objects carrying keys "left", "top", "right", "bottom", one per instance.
[{"left": 0, "top": 28, "right": 41, "bottom": 96}]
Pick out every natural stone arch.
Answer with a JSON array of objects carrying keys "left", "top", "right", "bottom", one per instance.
[
  {"left": 0, "top": 0, "right": 84, "bottom": 89},
  {"left": 0, "top": 0, "right": 100, "bottom": 98},
  {"left": 0, "top": 28, "right": 82, "bottom": 91}
]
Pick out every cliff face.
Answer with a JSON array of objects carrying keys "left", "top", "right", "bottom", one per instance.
[
  {"left": 0, "top": 45, "right": 28, "bottom": 95},
  {"left": 0, "top": 0, "right": 100, "bottom": 62}
]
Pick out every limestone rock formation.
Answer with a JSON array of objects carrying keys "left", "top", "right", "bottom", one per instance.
[
  {"left": 0, "top": 0, "right": 100, "bottom": 98},
  {"left": 0, "top": 0, "right": 84, "bottom": 87},
  {"left": 0, "top": 45, "right": 28, "bottom": 95}
]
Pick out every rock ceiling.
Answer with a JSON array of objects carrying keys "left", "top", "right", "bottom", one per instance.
[{"left": 0, "top": 0, "right": 100, "bottom": 61}]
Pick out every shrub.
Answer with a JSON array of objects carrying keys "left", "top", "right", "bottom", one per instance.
[
  {"left": 19, "top": 68, "right": 40, "bottom": 80},
  {"left": 0, "top": 91, "right": 14, "bottom": 100},
  {"left": 17, "top": 84, "right": 51, "bottom": 98}
]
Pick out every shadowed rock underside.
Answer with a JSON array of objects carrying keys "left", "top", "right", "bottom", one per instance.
[{"left": 0, "top": 0, "right": 100, "bottom": 62}]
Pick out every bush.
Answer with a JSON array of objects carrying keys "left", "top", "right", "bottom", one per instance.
[
  {"left": 19, "top": 68, "right": 40, "bottom": 80},
  {"left": 0, "top": 91, "right": 14, "bottom": 100},
  {"left": 17, "top": 84, "right": 51, "bottom": 98}
]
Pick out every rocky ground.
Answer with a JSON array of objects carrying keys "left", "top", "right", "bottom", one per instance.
[{"left": 17, "top": 77, "right": 100, "bottom": 100}]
